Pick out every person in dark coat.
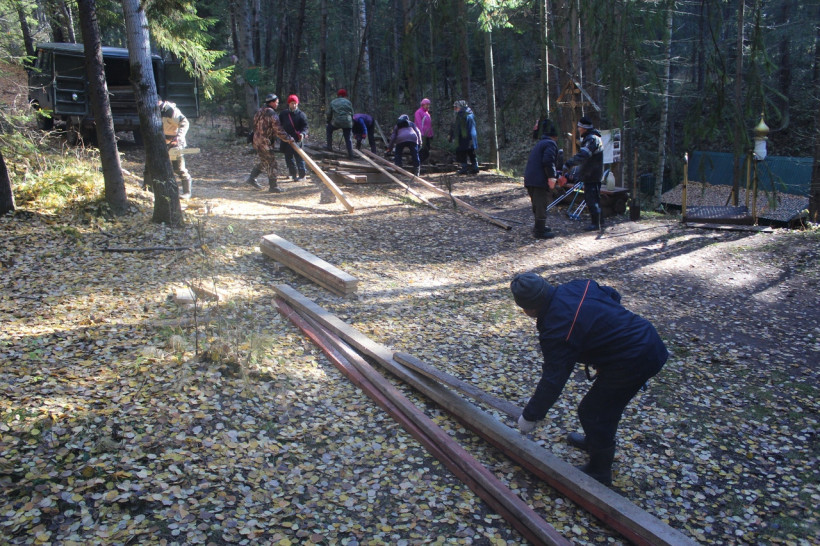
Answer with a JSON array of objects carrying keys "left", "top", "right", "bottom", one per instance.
[
  {"left": 352, "top": 113, "right": 378, "bottom": 154},
  {"left": 564, "top": 116, "right": 604, "bottom": 231},
  {"left": 448, "top": 100, "right": 479, "bottom": 174},
  {"left": 279, "top": 95, "right": 309, "bottom": 181},
  {"left": 524, "top": 119, "right": 563, "bottom": 240},
  {"left": 510, "top": 272, "right": 669, "bottom": 486}
]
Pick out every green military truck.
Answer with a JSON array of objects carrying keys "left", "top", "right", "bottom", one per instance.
[{"left": 28, "top": 42, "right": 199, "bottom": 145}]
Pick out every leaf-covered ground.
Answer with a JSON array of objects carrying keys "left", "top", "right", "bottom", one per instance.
[{"left": 1, "top": 122, "right": 818, "bottom": 545}]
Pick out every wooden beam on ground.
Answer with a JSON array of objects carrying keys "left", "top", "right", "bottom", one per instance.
[
  {"left": 394, "top": 352, "right": 521, "bottom": 419},
  {"left": 261, "top": 236, "right": 358, "bottom": 296},
  {"left": 359, "top": 149, "right": 511, "bottom": 230},
  {"left": 275, "top": 299, "right": 570, "bottom": 546},
  {"left": 353, "top": 149, "right": 437, "bottom": 208},
  {"left": 271, "top": 284, "right": 700, "bottom": 546},
  {"left": 289, "top": 142, "right": 354, "bottom": 213}
]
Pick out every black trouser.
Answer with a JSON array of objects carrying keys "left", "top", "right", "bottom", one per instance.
[
  {"left": 282, "top": 141, "right": 306, "bottom": 178},
  {"left": 355, "top": 131, "right": 377, "bottom": 153},
  {"left": 456, "top": 148, "right": 477, "bottom": 167},
  {"left": 578, "top": 357, "right": 663, "bottom": 451},
  {"left": 583, "top": 179, "right": 602, "bottom": 218},
  {"left": 393, "top": 142, "right": 420, "bottom": 170},
  {"left": 327, "top": 125, "right": 353, "bottom": 157},
  {"left": 527, "top": 186, "right": 551, "bottom": 222}
]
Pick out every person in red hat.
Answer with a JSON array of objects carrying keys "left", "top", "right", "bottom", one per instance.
[
  {"left": 326, "top": 89, "right": 354, "bottom": 159},
  {"left": 279, "top": 95, "right": 309, "bottom": 181}
]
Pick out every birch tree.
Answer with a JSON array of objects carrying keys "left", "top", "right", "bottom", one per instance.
[{"left": 653, "top": 1, "right": 674, "bottom": 208}]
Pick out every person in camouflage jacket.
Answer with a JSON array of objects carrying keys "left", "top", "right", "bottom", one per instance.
[{"left": 249, "top": 94, "right": 293, "bottom": 193}]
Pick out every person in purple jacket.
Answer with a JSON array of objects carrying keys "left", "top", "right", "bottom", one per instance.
[
  {"left": 386, "top": 114, "right": 422, "bottom": 176},
  {"left": 352, "top": 113, "right": 377, "bottom": 153},
  {"left": 414, "top": 98, "right": 433, "bottom": 163},
  {"left": 510, "top": 272, "right": 669, "bottom": 486}
]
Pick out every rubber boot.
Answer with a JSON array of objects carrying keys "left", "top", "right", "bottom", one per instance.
[
  {"left": 566, "top": 432, "right": 588, "bottom": 452},
  {"left": 584, "top": 210, "right": 600, "bottom": 231},
  {"left": 269, "top": 180, "right": 283, "bottom": 193},
  {"left": 180, "top": 176, "right": 192, "bottom": 199},
  {"left": 246, "top": 165, "right": 263, "bottom": 189},
  {"left": 469, "top": 158, "right": 480, "bottom": 174},
  {"left": 576, "top": 445, "right": 615, "bottom": 486},
  {"left": 533, "top": 219, "right": 555, "bottom": 239},
  {"left": 457, "top": 163, "right": 469, "bottom": 174}
]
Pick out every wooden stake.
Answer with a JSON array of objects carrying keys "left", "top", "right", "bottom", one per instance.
[{"left": 289, "top": 142, "right": 354, "bottom": 213}]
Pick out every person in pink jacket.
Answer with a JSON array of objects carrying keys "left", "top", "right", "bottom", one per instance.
[{"left": 414, "top": 98, "right": 433, "bottom": 163}]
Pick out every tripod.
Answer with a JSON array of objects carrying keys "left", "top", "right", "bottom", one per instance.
[{"left": 546, "top": 180, "right": 586, "bottom": 220}]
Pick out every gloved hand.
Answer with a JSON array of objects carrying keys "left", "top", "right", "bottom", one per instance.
[{"left": 517, "top": 415, "right": 536, "bottom": 434}]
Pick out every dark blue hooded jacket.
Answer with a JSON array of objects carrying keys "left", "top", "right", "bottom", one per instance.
[
  {"left": 522, "top": 279, "right": 669, "bottom": 421},
  {"left": 524, "top": 135, "right": 559, "bottom": 188}
]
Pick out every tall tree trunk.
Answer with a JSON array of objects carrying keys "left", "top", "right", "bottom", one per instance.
[
  {"left": 78, "top": 0, "right": 129, "bottom": 216},
  {"left": 653, "top": 1, "right": 674, "bottom": 208},
  {"left": 731, "top": 0, "right": 745, "bottom": 206},
  {"left": 16, "top": 2, "right": 36, "bottom": 59},
  {"left": 539, "top": 0, "right": 550, "bottom": 118},
  {"left": 455, "top": 0, "right": 470, "bottom": 101},
  {"left": 319, "top": 0, "right": 327, "bottom": 112},
  {"left": 45, "top": 0, "right": 67, "bottom": 42},
  {"left": 353, "top": 0, "right": 373, "bottom": 112},
  {"left": 288, "top": 0, "right": 308, "bottom": 96},
  {"left": 231, "top": 0, "right": 259, "bottom": 120},
  {"left": 58, "top": 0, "right": 76, "bottom": 42},
  {"left": 810, "top": 20, "right": 820, "bottom": 223},
  {"left": 0, "top": 151, "right": 14, "bottom": 215},
  {"left": 121, "top": 0, "right": 182, "bottom": 226},
  {"left": 776, "top": 0, "right": 792, "bottom": 131},
  {"left": 483, "top": 29, "right": 499, "bottom": 169}
]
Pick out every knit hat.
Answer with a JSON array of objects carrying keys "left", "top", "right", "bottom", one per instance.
[
  {"left": 577, "top": 116, "right": 594, "bottom": 129},
  {"left": 510, "top": 272, "right": 550, "bottom": 310},
  {"left": 421, "top": 98, "right": 431, "bottom": 106},
  {"left": 337, "top": 89, "right": 347, "bottom": 97},
  {"left": 287, "top": 94, "right": 299, "bottom": 104},
  {"left": 453, "top": 100, "right": 467, "bottom": 110},
  {"left": 264, "top": 93, "right": 278, "bottom": 103},
  {"left": 541, "top": 119, "right": 558, "bottom": 137}
]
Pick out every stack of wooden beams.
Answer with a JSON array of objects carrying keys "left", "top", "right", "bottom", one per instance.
[{"left": 260, "top": 234, "right": 358, "bottom": 296}]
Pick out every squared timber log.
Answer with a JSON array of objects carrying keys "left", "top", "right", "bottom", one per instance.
[{"left": 260, "top": 234, "right": 358, "bottom": 296}]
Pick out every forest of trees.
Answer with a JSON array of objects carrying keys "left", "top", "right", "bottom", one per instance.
[{"left": 1, "top": 0, "right": 819, "bottom": 220}]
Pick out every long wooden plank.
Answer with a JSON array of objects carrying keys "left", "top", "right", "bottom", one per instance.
[
  {"left": 394, "top": 351, "right": 521, "bottom": 419},
  {"left": 359, "top": 149, "right": 511, "bottom": 230},
  {"left": 271, "top": 284, "right": 699, "bottom": 546},
  {"left": 353, "top": 149, "right": 437, "bottom": 208},
  {"left": 261, "top": 235, "right": 357, "bottom": 295},
  {"left": 289, "top": 142, "right": 354, "bottom": 213},
  {"left": 276, "top": 299, "right": 570, "bottom": 546}
]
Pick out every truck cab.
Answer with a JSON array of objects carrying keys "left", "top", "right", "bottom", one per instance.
[{"left": 28, "top": 42, "right": 199, "bottom": 145}]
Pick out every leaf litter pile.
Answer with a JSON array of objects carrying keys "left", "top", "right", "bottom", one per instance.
[{"left": 1, "top": 126, "right": 818, "bottom": 545}]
